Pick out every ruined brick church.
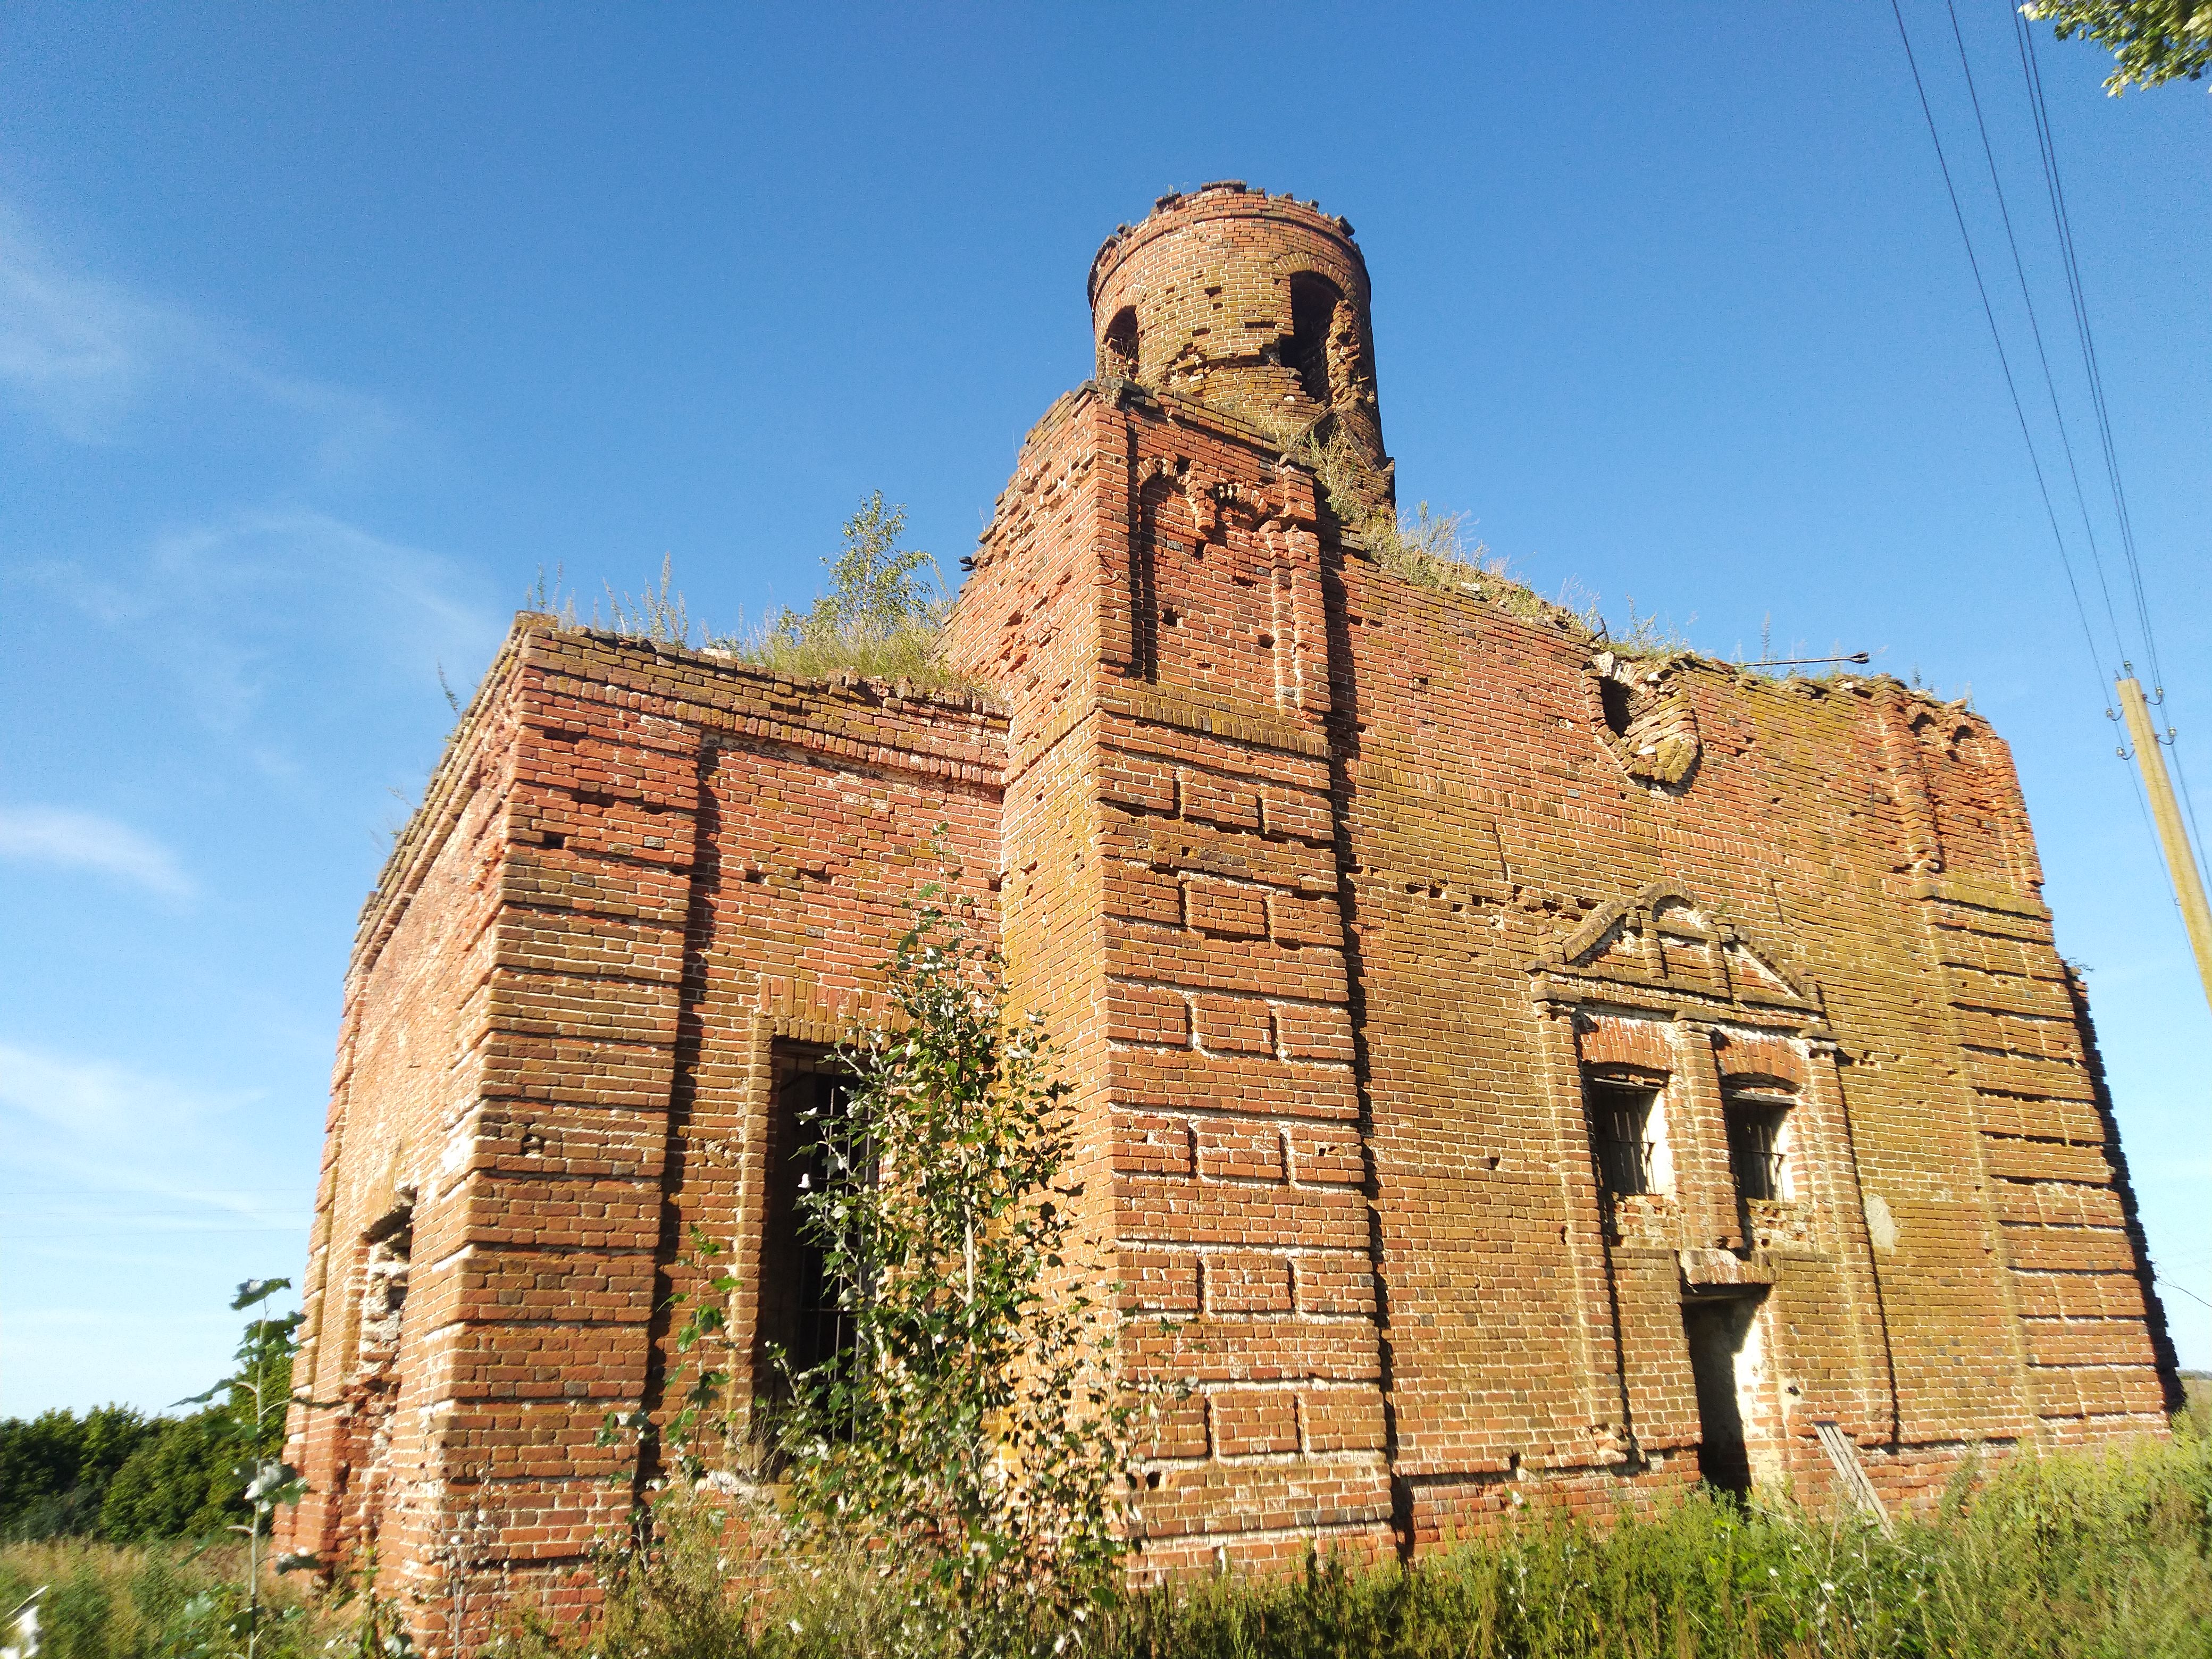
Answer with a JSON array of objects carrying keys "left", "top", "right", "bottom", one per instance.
[{"left": 281, "top": 183, "right": 2179, "bottom": 1634}]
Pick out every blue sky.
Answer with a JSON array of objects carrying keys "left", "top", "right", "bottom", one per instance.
[{"left": 2, "top": 4, "right": 2206, "bottom": 1415}]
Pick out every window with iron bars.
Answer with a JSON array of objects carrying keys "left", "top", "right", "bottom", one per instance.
[
  {"left": 1725, "top": 1095, "right": 1790, "bottom": 1203},
  {"left": 1586, "top": 1076, "right": 1661, "bottom": 1200}
]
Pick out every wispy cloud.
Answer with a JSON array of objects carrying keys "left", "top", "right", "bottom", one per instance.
[
  {"left": 10, "top": 509, "right": 505, "bottom": 753},
  {"left": 0, "top": 806, "right": 194, "bottom": 899},
  {"left": 0, "top": 1040, "right": 287, "bottom": 1217},
  {"left": 0, "top": 201, "right": 396, "bottom": 465}
]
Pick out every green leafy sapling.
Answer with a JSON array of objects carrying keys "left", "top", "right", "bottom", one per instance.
[
  {"left": 167, "top": 1278, "right": 313, "bottom": 1659},
  {"left": 773, "top": 492, "right": 944, "bottom": 648},
  {"left": 589, "top": 1226, "right": 751, "bottom": 1590},
  {"left": 724, "top": 493, "right": 958, "bottom": 684},
  {"left": 770, "top": 852, "right": 1144, "bottom": 1657}
]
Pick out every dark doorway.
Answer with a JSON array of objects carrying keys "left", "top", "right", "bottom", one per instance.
[
  {"left": 1100, "top": 306, "right": 1138, "bottom": 380},
  {"left": 1682, "top": 1297, "right": 1755, "bottom": 1498},
  {"left": 755, "top": 1065, "right": 861, "bottom": 1392}
]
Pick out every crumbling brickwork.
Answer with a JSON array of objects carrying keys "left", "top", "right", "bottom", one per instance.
[{"left": 283, "top": 182, "right": 2178, "bottom": 1643}]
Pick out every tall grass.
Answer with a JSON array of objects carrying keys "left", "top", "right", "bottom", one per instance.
[
  {"left": 1115, "top": 1436, "right": 2212, "bottom": 1658},
  {"left": 540, "top": 1431, "right": 2211, "bottom": 1659},
  {"left": 0, "top": 1540, "right": 333, "bottom": 1659},
  {"left": 1271, "top": 424, "right": 1699, "bottom": 659},
  {"left": 523, "top": 496, "right": 984, "bottom": 696},
  {"left": 7, "top": 1432, "right": 2207, "bottom": 1658}
]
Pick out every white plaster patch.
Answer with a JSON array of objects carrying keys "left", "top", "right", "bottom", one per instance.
[{"left": 1863, "top": 1192, "right": 1898, "bottom": 1252}]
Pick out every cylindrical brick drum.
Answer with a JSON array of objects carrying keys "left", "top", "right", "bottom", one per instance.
[{"left": 1090, "top": 182, "right": 1390, "bottom": 508}]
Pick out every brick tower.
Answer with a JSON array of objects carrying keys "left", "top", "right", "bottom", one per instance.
[
  {"left": 1092, "top": 183, "right": 1393, "bottom": 517},
  {"left": 283, "top": 182, "right": 2178, "bottom": 1648}
]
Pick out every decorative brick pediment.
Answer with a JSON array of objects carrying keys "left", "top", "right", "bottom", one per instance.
[{"left": 1536, "top": 881, "right": 1821, "bottom": 1018}]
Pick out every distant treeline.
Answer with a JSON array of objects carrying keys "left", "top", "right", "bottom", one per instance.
[{"left": 1, "top": 1315, "right": 292, "bottom": 1544}]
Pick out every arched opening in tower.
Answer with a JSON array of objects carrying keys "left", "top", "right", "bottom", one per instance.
[
  {"left": 1100, "top": 306, "right": 1139, "bottom": 381},
  {"left": 1288, "top": 274, "right": 1342, "bottom": 407}
]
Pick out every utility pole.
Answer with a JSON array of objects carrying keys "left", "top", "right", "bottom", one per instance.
[{"left": 2117, "top": 675, "right": 2212, "bottom": 1014}]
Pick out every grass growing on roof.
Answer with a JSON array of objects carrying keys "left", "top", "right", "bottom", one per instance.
[{"left": 528, "top": 493, "right": 980, "bottom": 693}]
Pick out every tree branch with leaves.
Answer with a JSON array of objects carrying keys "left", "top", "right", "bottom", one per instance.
[
  {"left": 2025, "top": 0, "right": 2212, "bottom": 91},
  {"left": 765, "top": 866, "right": 1142, "bottom": 1657}
]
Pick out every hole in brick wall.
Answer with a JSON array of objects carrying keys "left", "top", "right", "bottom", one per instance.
[
  {"left": 542, "top": 833, "right": 566, "bottom": 850},
  {"left": 1599, "top": 678, "right": 1635, "bottom": 738},
  {"left": 1162, "top": 607, "right": 1180, "bottom": 627},
  {"left": 1256, "top": 633, "right": 1275, "bottom": 649}
]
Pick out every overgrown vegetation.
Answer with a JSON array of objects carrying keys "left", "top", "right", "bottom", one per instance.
[
  {"left": 8, "top": 1377, "right": 2206, "bottom": 1659},
  {"left": 500, "top": 1426, "right": 2212, "bottom": 1659},
  {"left": 0, "top": 1284, "right": 341, "bottom": 1659},
  {"left": 772, "top": 876, "right": 1139, "bottom": 1654},
  {"left": 592, "top": 862, "right": 1142, "bottom": 1657},
  {"left": 1280, "top": 425, "right": 1697, "bottom": 660},
  {"left": 732, "top": 494, "right": 954, "bottom": 685},
  {"left": 0, "top": 1538, "right": 333, "bottom": 1659},
  {"left": 2025, "top": 0, "right": 2212, "bottom": 94},
  {"left": 527, "top": 493, "right": 970, "bottom": 691}
]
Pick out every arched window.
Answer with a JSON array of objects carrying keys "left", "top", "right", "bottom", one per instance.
[
  {"left": 1100, "top": 306, "right": 1139, "bottom": 381},
  {"left": 1288, "top": 274, "right": 1342, "bottom": 405}
]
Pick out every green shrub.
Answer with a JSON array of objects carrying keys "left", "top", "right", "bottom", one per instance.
[
  {"left": 0, "top": 1410, "right": 157, "bottom": 1544},
  {"left": 2, "top": 1285, "right": 300, "bottom": 1553},
  {"left": 95, "top": 1414, "right": 239, "bottom": 1544}
]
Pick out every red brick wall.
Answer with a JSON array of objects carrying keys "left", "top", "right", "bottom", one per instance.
[
  {"left": 284, "top": 626, "right": 1006, "bottom": 1645},
  {"left": 947, "top": 382, "right": 1396, "bottom": 1574}
]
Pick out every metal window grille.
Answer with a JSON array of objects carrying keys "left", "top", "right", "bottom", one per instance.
[
  {"left": 1588, "top": 1084, "right": 1657, "bottom": 1197},
  {"left": 1727, "top": 1102, "right": 1788, "bottom": 1202}
]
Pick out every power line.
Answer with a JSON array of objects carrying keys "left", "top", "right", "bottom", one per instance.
[
  {"left": 2013, "top": 13, "right": 2164, "bottom": 694},
  {"left": 2010, "top": 7, "right": 2211, "bottom": 885},
  {"left": 2161, "top": 1275, "right": 2212, "bottom": 1314},
  {"left": 1891, "top": 0, "right": 2174, "bottom": 873},
  {"left": 1887, "top": 0, "right": 2116, "bottom": 713},
  {"left": 1945, "top": 0, "right": 2131, "bottom": 672}
]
